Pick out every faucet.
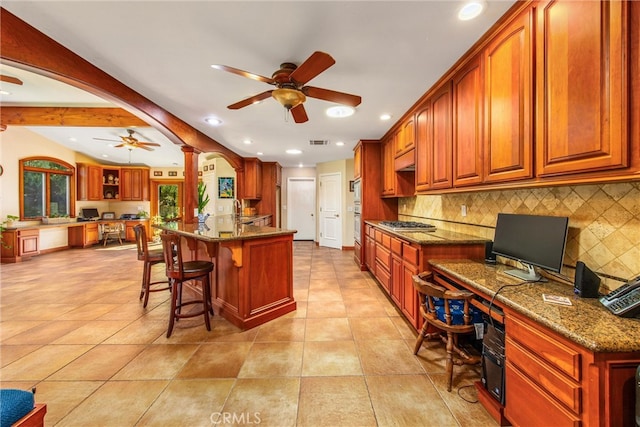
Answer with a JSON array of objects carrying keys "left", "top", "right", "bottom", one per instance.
[{"left": 233, "top": 199, "right": 242, "bottom": 219}]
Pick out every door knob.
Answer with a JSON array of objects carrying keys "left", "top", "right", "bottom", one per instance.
[{"left": 335, "top": 214, "right": 340, "bottom": 218}]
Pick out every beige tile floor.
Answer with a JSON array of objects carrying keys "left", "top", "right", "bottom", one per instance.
[{"left": 1, "top": 241, "right": 498, "bottom": 426}]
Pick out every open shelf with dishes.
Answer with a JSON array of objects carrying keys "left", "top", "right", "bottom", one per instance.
[{"left": 102, "top": 168, "right": 120, "bottom": 200}]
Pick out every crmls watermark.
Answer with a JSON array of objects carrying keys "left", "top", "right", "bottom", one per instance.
[{"left": 210, "top": 412, "right": 262, "bottom": 425}]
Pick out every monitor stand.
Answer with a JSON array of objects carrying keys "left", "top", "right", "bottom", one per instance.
[{"left": 504, "top": 263, "right": 543, "bottom": 282}]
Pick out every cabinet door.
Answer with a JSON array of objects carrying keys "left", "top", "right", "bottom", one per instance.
[
  {"left": 484, "top": 7, "right": 534, "bottom": 183},
  {"left": 381, "top": 137, "right": 395, "bottom": 196},
  {"left": 401, "top": 261, "right": 419, "bottom": 328},
  {"left": 391, "top": 255, "right": 403, "bottom": 306},
  {"left": 86, "top": 223, "right": 99, "bottom": 245},
  {"left": 395, "top": 118, "right": 415, "bottom": 156},
  {"left": 354, "top": 143, "right": 362, "bottom": 179},
  {"left": 415, "top": 104, "right": 431, "bottom": 192},
  {"left": 535, "top": 0, "right": 628, "bottom": 176},
  {"left": 453, "top": 54, "right": 484, "bottom": 187},
  {"left": 242, "top": 158, "right": 263, "bottom": 200},
  {"left": 77, "top": 163, "right": 102, "bottom": 201},
  {"left": 430, "top": 82, "right": 453, "bottom": 190}
]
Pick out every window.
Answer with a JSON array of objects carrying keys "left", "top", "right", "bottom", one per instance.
[{"left": 20, "top": 157, "right": 76, "bottom": 219}]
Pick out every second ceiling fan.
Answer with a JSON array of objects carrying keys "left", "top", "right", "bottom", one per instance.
[{"left": 212, "top": 51, "right": 361, "bottom": 123}]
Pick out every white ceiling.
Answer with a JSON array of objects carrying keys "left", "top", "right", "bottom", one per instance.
[{"left": 1, "top": 1, "right": 516, "bottom": 168}]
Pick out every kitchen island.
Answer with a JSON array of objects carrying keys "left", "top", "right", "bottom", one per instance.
[{"left": 155, "top": 215, "right": 296, "bottom": 330}]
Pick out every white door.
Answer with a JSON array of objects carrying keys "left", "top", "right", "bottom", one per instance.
[
  {"left": 287, "top": 177, "right": 316, "bottom": 240},
  {"left": 319, "top": 172, "right": 342, "bottom": 249}
]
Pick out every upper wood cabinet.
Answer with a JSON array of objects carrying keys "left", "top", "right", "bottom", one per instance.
[
  {"left": 453, "top": 54, "right": 484, "bottom": 187},
  {"left": 535, "top": 0, "right": 629, "bottom": 177},
  {"left": 395, "top": 117, "right": 415, "bottom": 156},
  {"left": 430, "top": 81, "right": 453, "bottom": 190},
  {"left": 77, "top": 163, "right": 102, "bottom": 201},
  {"left": 242, "top": 158, "right": 262, "bottom": 200},
  {"left": 121, "top": 167, "right": 150, "bottom": 201},
  {"left": 415, "top": 103, "right": 431, "bottom": 193},
  {"left": 381, "top": 135, "right": 395, "bottom": 196},
  {"left": 354, "top": 143, "right": 362, "bottom": 179},
  {"left": 484, "top": 6, "right": 534, "bottom": 183}
]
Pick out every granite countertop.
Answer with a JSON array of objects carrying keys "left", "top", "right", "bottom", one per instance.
[
  {"left": 154, "top": 215, "right": 295, "bottom": 242},
  {"left": 5, "top": 217, "right": 150, "bottom": 231},
  {"left": 365, "top": 220, "right": 488, "bottom": 245},
  {"left": 236, "top": 214, "right": 271, "bottom": 224},
  {"left": 428, "top": 259, "right": 640, "bottom": 353}
]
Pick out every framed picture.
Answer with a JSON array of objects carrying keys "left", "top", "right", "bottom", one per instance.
[
  {"left": 153, "top": 171, "right": 163, "bottom": 177},
  {"left": 101, "top": 212, "right": 116, "bottom": 220},
  {"left": 349, "top": 180, "right": 355, "bottom": 192},
  {"left": 218, "top": 177, "right": 234, "bottom": 199},
  {"left": 168, "top": 171, "right": 178, "bottom": 177},
  {"left": 203, "top": 165, "right": 209, "bottom": 172},
  {"left": 198, "top": 171, "right": 203, "bottom": 176}
]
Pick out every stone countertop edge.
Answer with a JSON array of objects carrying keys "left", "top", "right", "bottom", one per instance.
[
  {"left": 154, "top": 222, "right": 296, "bottom": 242},
  {"left": 428, "top": 259, "right": 640, "bottom": 353},
  {"left": 4, "top": 218, "right": 150, "bottom": 230},
  {"left": 365, "top": 220, "right": 489, "bottom": 245}
]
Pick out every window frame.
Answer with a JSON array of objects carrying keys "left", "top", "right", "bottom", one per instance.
[{"left": 19, "top": 156, "right": 76, "bottom": 220}]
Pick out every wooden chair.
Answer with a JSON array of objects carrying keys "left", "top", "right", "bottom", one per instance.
[
  {"left": 134, "top": 225, "right": 170, "bottom": 308},
  {"left": 100, "top": 222, "right": 123, "bottom": 246},
  {"left": 412, "top": 271, "right": 482, "bottom": 391},
  {"left": 160, "top": 233, "right": 214, "bottom": 338}
]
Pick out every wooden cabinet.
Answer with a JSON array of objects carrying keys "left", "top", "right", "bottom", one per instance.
[
  {"left": 381, "top": 132, "right": 415, "bottom": 197},
  {"left": 484, "top": 6, "right": 534, "bottom": 183},
  {"left": 68, "top": 222, "right": 99, "bottom": 248},
  {"left": 241, "top": 158, "right": 262, "bottom": 200},
  {"left": 124, "top": 220, "right": 149, "bottom": 242},
  {"left": 255, "top": 162, "right": 281, "bottom": 226},
  {"left": 390, "top": 237, "right": 403, "bottom": 306},
  {"left": 364, "top": 225, "right": 376, "bottom": 271},
  {"left": 354, "top": 144, "right": 362, "bottom": 179},
  {"left": 400, "top": 243, "right": 420, "bottom": 327},
  {"left": 395, "top": 116, "right": 415, "bottom": 156},
  {"left": 77, "top": 163, "right": 102, "bottom": 201},
  {"left": 1, "top": 228, "right": 40, "bottom": 263},
  {"left": 535, "top": 0, "right": 629, "bottom": 177},
  {"left": 415, "top": 104, "right": 431, "bottom": 192},
  {"left": 429, "top": 81, "right": 453, "bottom": 190},
  {"left": 453, "top": 54, "right": 484, "bottom": 187},
  {"left": 353, "top": 140, "right": 397, "bottom": 271},
  {"left": 381, "top": 136, "right": 395, "bottom": 196},
  {"left": 120, "top": 168, "right": 150, "bottom": 201}
]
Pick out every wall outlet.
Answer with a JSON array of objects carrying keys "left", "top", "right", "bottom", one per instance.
[
  {"left": 461, "top": 204, "right": 467, "bottom": 217},
  {"left": 218, "top": 206, "right": 223, "bottom": 212},
  {"left": 193, "top": 208, "right": 199, "bottom": 216},
  {"left": 347, "top": 206, "right": 353, "bottom": 212}
]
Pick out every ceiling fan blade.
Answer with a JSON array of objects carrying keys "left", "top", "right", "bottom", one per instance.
[
  {"left": 114, "top": 143, "right": 126, "bottom": 148},
  {"left": 212, "top": 64, "right": 275, "bottom": 85},
  {"left": 304, "top": 86, "right": 362, "bottom": 107},
  {"left": 0, "top": 75, "right": 23, "bottom": 85},
  {"left": 289, "top": 51, "right": 335, "bottom": 85},
  {"left": 136, "top": 144, "right": 155, "bottom": 151},
  {"left": 290, "top": 104, "right": 308, "bottom": 123},
  {"left": 94, "top": 137, "right": 124, "bottom": 143},
  {"left": 227, "top": 90, "right": 273, "bottom": 110},
  {"left": 138, "top": 142, "right": 161, "bottom": 147}
]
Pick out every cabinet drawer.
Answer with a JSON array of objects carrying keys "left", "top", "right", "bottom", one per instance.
[
  {"left": 391, "top": 238, "right": 403, "bottom": 256},
  {"left": 505, "top": 362, "right": 581, "bottom": 427},
  {"left": 403, "top": 244, "right": 420, "bottom": 266},
  {"left": 375, "top": 260, "right": 391, "bottom": 292},
  {"left": 506, "top": 336, "right": 581, "bottom": 414},
  {"left": 376, "top": 244, "right": 391, "bottom": 271},
  {"left": 508, "top": 314, "right": 581, "bottom": 381}
]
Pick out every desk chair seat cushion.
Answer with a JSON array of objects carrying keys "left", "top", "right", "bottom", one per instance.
[
  {"left": 0, "top": 389, "right": 34, "bottom": 427},
  {"left": 429, "top": 299, "right": 483, "bottom": 325}
]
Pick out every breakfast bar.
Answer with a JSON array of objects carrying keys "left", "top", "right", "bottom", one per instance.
[{"left": 155, "top": 215, "right": 297, "bottom": 330}]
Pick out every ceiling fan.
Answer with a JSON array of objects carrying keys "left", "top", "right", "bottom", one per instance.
[
  {"left": 93, "top": 129, "right": 161, "bottom": 151},
  {"left": 0, "top": 74, "right": 23, "bottom": 86},
  {"left": 212, "top": 51, "right": 361, "bottom": 123}
]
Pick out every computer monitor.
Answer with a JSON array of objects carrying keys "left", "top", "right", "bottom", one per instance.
[
  {"left": 80, "top": 208, "right": 100, "bottom": 219},
  {"left": 492, "top": 213, "right": 569, "bottom": 281}
]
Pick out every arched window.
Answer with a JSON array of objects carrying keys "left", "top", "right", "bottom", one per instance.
[{"left": 19, "top": 157, "right": 76, "bottom": 219}]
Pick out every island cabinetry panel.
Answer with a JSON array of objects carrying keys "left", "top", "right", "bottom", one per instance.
[
  {"left": 120, "top": 167, "right": 150, "bottom": 201},
  {"left": 453, "top": 53, "right": 484, "bottom": 187},
  {"left": 77, "top": 163, "right": 102, "bottom": 201},
  {"left": 484, "top": 6, "right": 533, "bottom": 183},
  {"left": 535, "top": 0, "right": 629, "bottom": 177}
]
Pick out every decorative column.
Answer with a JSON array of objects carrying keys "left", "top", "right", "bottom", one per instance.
[{"left": 182, "top": 146, "right": 199, "bottom": 223}]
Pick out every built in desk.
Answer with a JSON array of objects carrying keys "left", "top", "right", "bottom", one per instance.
[{"left": 428, "top": 259, "right": 640, "bottom": 427}]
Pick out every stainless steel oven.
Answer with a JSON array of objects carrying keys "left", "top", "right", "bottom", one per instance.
[{"left": 354, "top": 211, "right": 361, "bottom": 243}]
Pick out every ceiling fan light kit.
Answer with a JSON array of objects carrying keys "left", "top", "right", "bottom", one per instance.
[{"left": 272, "top": 87, "right": 306, "bottom": 110}]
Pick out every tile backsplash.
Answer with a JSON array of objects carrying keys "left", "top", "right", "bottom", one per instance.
[{"left": 399, "top": 182, "right": 640, "bottom": 290}]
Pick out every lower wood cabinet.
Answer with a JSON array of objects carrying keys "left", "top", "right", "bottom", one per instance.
[
  {"left": 68, "top": 223, "right": 99, "bottom": 248},
  {"left": 1, "top": 229, "right": 40, "bottom": 263}
]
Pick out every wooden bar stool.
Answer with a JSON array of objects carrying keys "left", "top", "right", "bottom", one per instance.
[
  {"left": 412, "top": 272, "right": 482, "bottom": 392},
  {"left": 134, "top": 225, "right": 170, "bottom": 308},
  {"left": 160, "top": 233, "right": 214, "bottom": 338}
]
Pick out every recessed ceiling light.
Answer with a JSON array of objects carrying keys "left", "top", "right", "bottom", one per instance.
[
  {"left": 69, "top": 137, "right": 77, "bottom": 142},
  {"left": 257, "top": 152, "right": 263, "bottom": 155},
  {"left": 286, "top": 149, "right": 302, "bottom": 155},
  {"left": 336, "top": 141, "right": 345, "bottom": 147},
  {"left": 299, "top": 163, "right": 303, "bottom": 168},
  {"left": 102, "top": 154, "right": 109, "bottom": 158},
  {"left": 205, "top": 117, "right": 222, "bottom": 126},
  {"left": 326, "top": 106, "right": 355, "bottom": 118},
  {"left": 380, "top": 113, "right": 392, "bottom": 121},
  {"left": 0, "top": 90, "right": 11, "bottom": 95},
  {"left": 243, "top": 139, "right": 252, "bottom": 145},
  {"left": 458, "top": 1, "right": 485, "bottom": 20}
]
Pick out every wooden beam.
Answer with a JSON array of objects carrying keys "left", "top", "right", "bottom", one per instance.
[{"left": 0, "top": 107, "right": 148, "bottom": 127}]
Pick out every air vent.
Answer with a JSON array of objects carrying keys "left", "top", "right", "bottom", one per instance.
[{"left": 309, "top": 139, "right": 329, "bottom": 146}]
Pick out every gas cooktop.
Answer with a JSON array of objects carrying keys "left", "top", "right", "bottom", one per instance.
[{"left": 378, "top": 221, "right": 436, "bottom": 232}]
